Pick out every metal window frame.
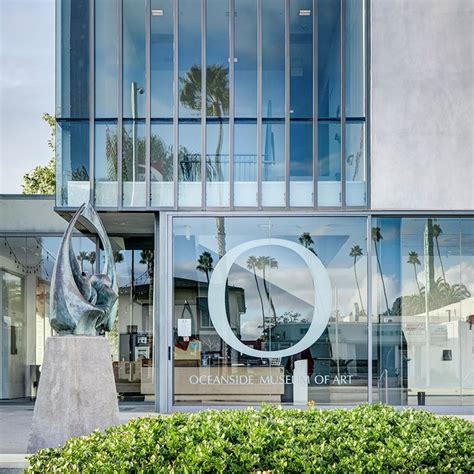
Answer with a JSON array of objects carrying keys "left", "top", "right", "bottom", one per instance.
[{"left": 89, "top": 0, "right": 95, "bottom": 205}]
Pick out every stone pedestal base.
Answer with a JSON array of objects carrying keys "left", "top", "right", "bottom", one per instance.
[{"left": 28, "top": 336, "right": 119, "bottom": 453}]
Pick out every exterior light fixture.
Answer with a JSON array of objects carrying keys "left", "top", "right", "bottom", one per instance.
[
  {"left": 299, "top": 9, "right": 311, "bottom": 16},
  {"left": 152, "top": 9, "right": 164, "bottom": 16}
]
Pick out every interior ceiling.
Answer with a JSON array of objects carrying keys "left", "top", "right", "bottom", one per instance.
[{"left": 56, "top": 211, "right": 155, "bottom": 236}]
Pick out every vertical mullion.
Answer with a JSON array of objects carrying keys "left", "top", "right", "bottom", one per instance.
[
  {"left": 367, "top": 213, "right": 373, "bottom": 403},
  {"left": 340, "top": 0, "right": 346, "bottom": 208},
  {"left": 145, "top": 0, "right": 151, "bottom": 208},
  {"left": 89, "top": 0, "right": 95, "bottom": 205},
  {"left": 229, "top": 0, "right": 235, "bottom": 210},
  {"left": 313, "top": 0, "right": 318, "bottom": 208},
  {"left": 118, "top": 0, "right": 123, "bottom": 210},
  {"left": 365, "top": 0, "right": 370, "bottom": 209},
  {"left": 257, "top": 0, "right": 262, "bottom": 210},
  {"left": 173, "top": 0, "right": 179, "bottom": 210},
  {"left": 201, "top": 0, "right": 206, "bottom": 210},
  {"left": 284, "top": 0, "right": 290, "bottom": 209}
]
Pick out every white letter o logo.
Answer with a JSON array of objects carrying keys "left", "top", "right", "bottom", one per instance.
[{"left": 207, "top": 238, "right": 332, "bottom": 358}]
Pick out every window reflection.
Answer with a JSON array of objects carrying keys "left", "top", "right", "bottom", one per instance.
[
  {"left": 262, "top": 121, "right": 285, "bottom": 207},
  {"left": 318, "top": 0, "right": 341, "bottom": 119},
  {"left": 262, "top": 0, "right": 285, "bottom": 119},
  {"left": 234, "top": 122, "right": 257, "bottom": 207},
  {"left": 151, "top": 0, "right": 174, "bottom": 118},
  {"left": 373, "top": 218, "right": 474, "bottom": 406},
  {"left": 178, "top": 122, "right": 202, "bottom": 207},
  {"left": 178, "top": 0, "right": 201, "bottom": 118},
  {"left": 95, "top": 121, "right": 118, "bottom": 207},
  {"left": 345, "top": 122, "right": 366, "bottom": 206},
  {"left": 290, "top": 0, "right": 313, "bottom": 119},
  {"left": 290, "top": 121, "right": 313, "bottom": 206},
  {"left": 317, "top": 122, "right": 341, "bottom": 207},
  {"left": 206, "top": 0, "right": 229, "bottom": 119},
  {"left": 151, "top": 122, "right": 174, "bottom": 207},
  {"left": 172, "top": 216, "right": 369, "bottom": 405},
  {"left": 345, "top": 0, "right": 365, "bottom": 118},
  {"left": 95, "top": 0, "right": 119, "bottom": 118},
  {"left": 122, "top": 120, "right": 146, "bottom": 207},
  {"left": 206, "top": 121, "right": 229, "bottom": 207},
  {"left": 56, "top": 121, "right": 90, "bottom": 207},
  {"left": 123, "top": 0, "right": 146, "bottom": 119},
  {"left": 234, "top": 0, "right": 257, "bottom": 118}
]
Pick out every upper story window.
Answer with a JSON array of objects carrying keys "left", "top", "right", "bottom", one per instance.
[{"left": 56, "top": 0, "right": 367, "bottom": 210}]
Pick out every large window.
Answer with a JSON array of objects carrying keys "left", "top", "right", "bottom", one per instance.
[
  {"left": 172, "top": 216, "right": 368, "bottom": 406},
  {"left": 372, "top": 218, "right": 474, "bottom": 406},
  {"left": 58, "top": 0, "right": 367, "bottom": 210}
]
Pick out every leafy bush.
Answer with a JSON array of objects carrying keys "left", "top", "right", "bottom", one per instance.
[{"left": 27, "top": 405, "right": 472, "bottom": 473}]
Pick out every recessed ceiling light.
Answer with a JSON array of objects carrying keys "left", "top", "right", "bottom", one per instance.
[
  {"left": 299, "top": 9, "right": 311, "bottom": 16},
  {"left": 152, "top": 9, "right": 164, "bottom": 16}
]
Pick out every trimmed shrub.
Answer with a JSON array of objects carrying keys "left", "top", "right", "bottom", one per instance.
[{"left": 27, "top": 404, "right": 472, "bottom": 473}]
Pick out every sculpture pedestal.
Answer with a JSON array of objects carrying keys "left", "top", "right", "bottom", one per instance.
[{"left": 28, "top": 336, "right": 119, "bottom": 453}]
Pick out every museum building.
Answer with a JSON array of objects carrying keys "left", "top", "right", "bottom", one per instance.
[{"left": 0, "top": 0, "right": 473, "bottom": 413}]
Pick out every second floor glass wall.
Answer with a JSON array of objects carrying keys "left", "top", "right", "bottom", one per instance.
[{"left": 56, "top": 0, "right": 367, "bottom": 210}]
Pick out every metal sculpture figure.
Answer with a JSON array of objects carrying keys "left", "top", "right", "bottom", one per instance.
[{"left": 49, "top": 202, "right": 118, "bottom": 336}]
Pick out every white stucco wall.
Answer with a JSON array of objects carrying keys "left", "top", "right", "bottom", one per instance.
[{"left": 370, "top": 0, "right": 473, "bottom": 210}]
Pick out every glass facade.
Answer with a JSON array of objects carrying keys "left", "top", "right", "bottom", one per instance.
[
  {"left": 56, "top": 0, "right": 367, "bottom": 210},
  {"left": 372, "top": 218, "right": 474, "bottom": 406},
  {"left": 0, "top": 234, "right": 155, "bottom": 404}
]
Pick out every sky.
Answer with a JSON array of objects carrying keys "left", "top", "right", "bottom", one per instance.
[{"left": 0, "top": 0, "right": 55, "bottom": 194}]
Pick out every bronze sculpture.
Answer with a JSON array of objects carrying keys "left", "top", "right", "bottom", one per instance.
[{"left": 49, "top": 202, "right": 118, "bottom": 336}]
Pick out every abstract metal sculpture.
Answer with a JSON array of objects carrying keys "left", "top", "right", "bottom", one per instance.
[{"left": 49, "top": 202, "right": 118, "bottom": 336}]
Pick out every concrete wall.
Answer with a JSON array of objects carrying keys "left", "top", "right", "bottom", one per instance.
[{"left": 370, "top": 0, "right": 473, "bottom": 210}]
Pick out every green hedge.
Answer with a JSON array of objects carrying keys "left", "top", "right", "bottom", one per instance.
[{"left": 27, "top": 405, "right": 472, "bottom": 473}]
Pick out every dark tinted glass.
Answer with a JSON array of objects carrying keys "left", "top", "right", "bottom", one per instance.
[
  {"left": 94, "top": 121, "right": 118, "bottom": 207},
  {"left": 262, "top": 0, "right": 285, "bottom": 119},
  {"left": 318, "top": 0, "right": 340, "bottom": 118},
  {"left": 95, "top": 0, "right": 119, "bottom": 118},
  {"left": 56, "top": 0, "right": 89, "bottom": 118}
]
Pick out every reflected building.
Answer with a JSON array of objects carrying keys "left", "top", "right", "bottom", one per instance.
[{"left": 1, "top": 0, "right": 473, "bottom": 413}]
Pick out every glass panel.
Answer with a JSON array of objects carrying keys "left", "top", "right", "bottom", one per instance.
[
  {"left": 95, "top": 121, "right": 118, "bottom": 207},
  {"left": 345, "top": 0, "right": 365, "bottom": 118},
  {"left": 151, "top": 122, "right": 174, "bottom": 207},
  {"left": 95, "top": 0, "right": 119, "bottom": 118},
  {"left": 372, "top": 218, "right": 474, "bottom": 406},
  {"left": 172, "top": 216, "right": 368, "bottom": 406},
  {"left": 122, "top": 120, "right": 146, "bottom": 207},
  {"left": 0, "top": 236, "right": 92, "bottom": 400},
  {"left": 206, "top": 121, "right": 229, "bottom": 207},
  {"left": 178, "top": 0, "right": 201, "bottom": 118},
  {"left": 234, "top": 0, "right": 257, "bottom": 118},
  {"left": 234, "top": 122, "right": 257, "bottom": 207},
  {"left": 290, "top": 121, "right": 313, "bottom": 207},
  {"left": 56, "top": 121, "right": 90, "bottom": 207},
  {"left": 317, "top": 122, "right": 341, "bottom": 207},
  {"left": 290, "top": 0, "right": 313, "bottom": 119},
  {"left": 108, "top": 244, "right": 155, "bottom": 404},
  {"left": 262, "top": 121, "right": 285, "bottom": 207},
  {"left": 318, "top": 0, "right": 340, "bottom": 119},
  {"left": 178, "top": 122, "right": 202, "bottom": 207},
  {"left": 151, "top": 0, "right": 174, "bottom": 118},
  {"left": 345, "top": 122, "right": 366, "bottom": 206},
  {"left": 123, "top": 0, "right": 146, "bottom": 119},
  {"left": 206, "top": 0, "right": 229, "bottom": 119},
  {"left": 262, "top": 0, "right": 285, "bottom": 119},
  {"left": 56, "top": 0, "right": 89, "bottom": 118}
]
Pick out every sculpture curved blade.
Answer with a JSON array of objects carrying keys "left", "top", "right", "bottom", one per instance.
[{"left": 49, "top": 202, "right": 118, "bottom": 336}]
